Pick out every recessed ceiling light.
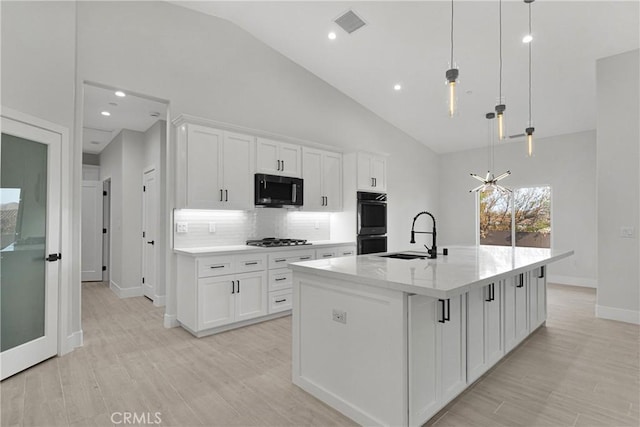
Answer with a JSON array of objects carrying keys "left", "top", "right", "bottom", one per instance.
[
  {"left": 149, "top": 111, "right": 160, "bottom": 118},
  {"left": 393, "top": 84, "right": 402, "bottom": 91},
  {"left": 90, "top": 141, "right": 101, "bottom": 145},
  {"left": 522, "top": 34, "right": 533, "bottom": 43},
  {"left": 109, "top": 102, "right": 118, "bottom": 106},
  {"left": 115, "top": 91, "right": 126, "bottom": 97},
  {"left": 328, "top": 32, "right": 337, "bottom": 40},
  {"left": 101, "top": 111, "right": 111, "bottom": 116}
]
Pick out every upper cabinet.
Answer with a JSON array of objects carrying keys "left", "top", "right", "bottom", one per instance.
[
  {"left": 357, "top": 152, "right": 387, "bottom": 192},
  {"left": 302, "top": 147, "right": 343, "bottom": 212},
  {"left": 177, "top": 122, "right": 254, "bottom": 210},
  {"left": 257, "top": 137, "right": 302, "bottom": 178}
]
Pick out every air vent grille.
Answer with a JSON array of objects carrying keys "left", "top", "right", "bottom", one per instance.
[{"left": 335, "top": 10, "right": 366, "bottom": 34}]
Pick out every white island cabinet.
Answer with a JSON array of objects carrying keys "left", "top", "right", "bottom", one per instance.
[{"left": 291, "top": 245, "right": 572, "bottom": 427}]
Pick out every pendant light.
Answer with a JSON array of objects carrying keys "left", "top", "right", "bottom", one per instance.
[
  {"left": 445, "top": 0, "right": 459, "bottom": 117},
  {"left": 525, "top": 0, "right": 535, "bottom": 156},
  {"left": 495, "top": 0, "right": 506, "bottom": 140},
  {"left": 470, "top": 112, "right": 512, "bottom": 193}
]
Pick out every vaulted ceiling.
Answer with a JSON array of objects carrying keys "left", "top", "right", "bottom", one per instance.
[{"left": 174, "top": 1, "right": 639, "bottom": 153}]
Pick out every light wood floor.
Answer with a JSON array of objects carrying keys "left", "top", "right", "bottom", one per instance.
[{"left": 1, "top": 283, "right": 638, "bottom": 426}]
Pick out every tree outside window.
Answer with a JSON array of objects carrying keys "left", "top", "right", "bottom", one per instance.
[{"left": 479, "top": 186, "right": 551, "bottom": 248}]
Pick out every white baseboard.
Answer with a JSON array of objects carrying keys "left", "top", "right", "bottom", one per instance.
[
  {"left": 109, "top": 280, "right": 143, "bottom": 298},
  {"left": 596, "top": 304, "right": 640, "bottom": 325},
  {"left": 153, "top": 294, "right": 166, "bottom": 307},
  {"left": 61, "top": 330, "right": 83, "bottom": 355},
  {"left": 164, "top": 314, "right": 179, "bottom": 328},
  {"left": 547, "top": 274, "right": 597, "bottom": 288}
]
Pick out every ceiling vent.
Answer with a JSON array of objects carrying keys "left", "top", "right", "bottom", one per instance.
[{"left": 335, "top": 10, "right": 366, "bottom": 34}]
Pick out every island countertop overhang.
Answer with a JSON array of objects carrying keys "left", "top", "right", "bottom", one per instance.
[{"left": 290, "top": 245, "right": 574, "bottom": 299}]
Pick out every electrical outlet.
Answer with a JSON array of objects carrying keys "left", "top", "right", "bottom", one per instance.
[
  {"left": 620, "top": 226, "right": 635, "bottom": 238},
  {"left": 332, "top": 309, "right": 347, "bottom": 324},
  {"left": 176, "top": 222, "right": 188, "bottom": 233},
  {"left": 314, "top": 221, "right": 320, "bottom": 230},
  {"left": 209, "top": 222, "right": 216, "bottom": 233}
]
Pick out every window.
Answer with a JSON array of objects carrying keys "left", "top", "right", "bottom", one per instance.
[{"left": 479, "top": 186, "right": 551, "bottom": 249}]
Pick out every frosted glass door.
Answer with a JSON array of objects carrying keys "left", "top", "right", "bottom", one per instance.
[{"left": 1, "top": 114, "right": 60, "bottom": 380}]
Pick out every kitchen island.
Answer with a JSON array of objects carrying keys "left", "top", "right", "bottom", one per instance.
[{"left": 290, "top": 245, "right": 573, "bottom": 427}]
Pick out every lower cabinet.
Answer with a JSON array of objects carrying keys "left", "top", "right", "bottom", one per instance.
[
  {"left": 528, "top": 267, "right": 547, "bottom": 332},
  {"left": 198, "top": 271, "right": 267, "bottom": 330},
  {"left": 409, "top": 294, "right": 466, "bottom": 426},
  {"left": 504, "top": 273, "right": 530, "bottom": 353},
  {"left": 466, "top": 282, "right": 503, "bottom": 384}
]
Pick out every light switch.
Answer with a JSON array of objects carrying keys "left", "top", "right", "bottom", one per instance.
[
  {"left": 620, "top": 226, "right": 635, "bottom": 238},
  {"left": 176, "top": 222, "right": 188, "bottom": 233}
]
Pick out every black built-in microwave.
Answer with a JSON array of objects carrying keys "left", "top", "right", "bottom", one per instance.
[{"left": 255, "top": 174, "right": 303, "bottom": 207}]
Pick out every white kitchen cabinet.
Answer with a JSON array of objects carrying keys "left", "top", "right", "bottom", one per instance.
[
  {"left": 177, "top": 253, "right": 268, "bottom": 335},
  {"left": 357, "top": 152, "right": 387, "bottom": 192},
  {"left": 267, "top": 249, "right": 315, "bottom": 314},
  {"left": 178, "top": 122, "right": 254, "bottom": 209},
  {"left": 504, "top": 273, "right": 529, "bottom": 353},
  {"left": 257, "top": 137, "right": 302, "bottom": 178},
  {"left": 302, "top": 148, "right": 343, "bottom": 211},
  {"left": 466, "top": 282, "right": 503, "bottom": 384},
  {"left": 528, "top": 267, "right": 547, "bottom": 332},
  {"left": 409, "top": 294, "right": 466, "bottom": 425}
]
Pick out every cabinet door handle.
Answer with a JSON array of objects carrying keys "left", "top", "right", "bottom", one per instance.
[
  {"left": 147, "top": 240, "right": 155, "bottom": 245},
  {"left": 277, "top": 159, "right": 281, "bottom": 171},
  {"left": 438, "top": 299, "right": 446, "bottom": 323},
  {"left": 491, "top": 283, "right": 495, "bottom": 301},
  {"left": 299, "top": 256, "right": 311, "bottom": 260},
  {"left": 445, "top": 298, "right": 451, "bottom": 322},
  {"left": 275, "top": 258, "right": 286, "bottom": 263},
  {"left": 281, "top": 160, "right": 285, "bottom": 171},
  {"left": 210, "top": 265, "right": 225, "bottom": 269},
  {"left": 485, "top": 284, "right": 492, "bottom": 302},
  {"left": 342, "top": 252, "right": 353, "bottom": 256},
  {"left": 275, "top": 299, "right": 287, "bottom": 303},
  {"left": 371, "top": 177, "right": 375, "bottom": 187},
  {"left": 225, "top": 189, "right": 228, "bottom": 202},
  {"left": 538, "top": 266, "right": 545, "bottom": 279},
  {"left": 322, "top": 254, "right": 333, "bottom": 258},
  {"left": 373, "top": 177, "right": 377, "bottom": 187},
  {"left": 275, "top": 277, "right": 287, "bottom": 282},
  {"left": 244, "top": 261, "right": 258, "bottom": 266},
  {"left": 517, "top": 273, "right": 524, "bottom": 288},
  {"left": 231, "top": 280, "right": 235, "bottom": 294},
  {"left": 220, "top": 189, "right": 223, "bottom": 202},
  {"left": 237, "top": 280, "right": 240, "bottom": 293}
]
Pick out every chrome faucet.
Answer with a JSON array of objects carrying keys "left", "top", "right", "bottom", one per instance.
[{"left": 410, "top": 211, "right": 437, "bottom": 259}]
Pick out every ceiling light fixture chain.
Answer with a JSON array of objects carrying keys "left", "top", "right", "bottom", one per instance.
[
  {"left": 525, "top": 0, "right": 536, "bottom": 156},
  {"left": 495, "top": 0, "right": 507, "bottom": 140},
  {"left": 445, "top": 0, "right": 459, "bottom": 117}
]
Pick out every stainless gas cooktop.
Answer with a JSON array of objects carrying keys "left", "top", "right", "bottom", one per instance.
[{"left": 246, "top": 237, "right": 311, "bottom": 247}]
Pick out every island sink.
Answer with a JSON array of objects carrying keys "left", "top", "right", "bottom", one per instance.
[{"left": 378, "top": 252, "right": 428, "bottom": 260}]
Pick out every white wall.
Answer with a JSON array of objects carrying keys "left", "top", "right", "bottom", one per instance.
[
  {"left": 1, "top": 1, "right": 80, "bottom": 352},
  {"left": 99, "top": 130, "right": 145, "bottom": 297},
  {"left": 439, "top": 130, "right": 598, "bottom": 287},
  {"left": 596, "top": 49, "right": 640, "bottom": 324},
  {"left": 76, "top": 1, "right": 439, "bottom": 325}
]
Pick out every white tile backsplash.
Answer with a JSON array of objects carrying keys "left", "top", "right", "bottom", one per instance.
[{"left": 173, "top": 208, "right": 330, "bottom": 248}]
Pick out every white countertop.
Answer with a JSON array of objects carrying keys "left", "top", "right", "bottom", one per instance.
[
  {"left": 173, "top": 240, "right": 356, "bottom": 256},
  {"left": 290, "top": 245, "right": 574, "bottom": 299}
]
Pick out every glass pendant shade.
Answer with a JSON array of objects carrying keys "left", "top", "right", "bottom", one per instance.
[
  {"left": 495, "top": 102, "right": 506, "bottom": 140},
  {"left": 446, "top": 67, "right": 459, "bottom": 117},
  {"left": 526, "top": 126, "right": 535, "bottom": 157}
]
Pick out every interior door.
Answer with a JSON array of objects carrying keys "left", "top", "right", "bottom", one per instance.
[
  {"left": 142, "top": 169, "right": 158, "bottom": 300},
  {"left": 102, "top": 179, "right": 110, "bottom": 282},
  {"left": 1, "top": 114, "right": 61, "bottom": 380},
  {"left": 81, "top": 180, "right": 103, "bottom": 281}
]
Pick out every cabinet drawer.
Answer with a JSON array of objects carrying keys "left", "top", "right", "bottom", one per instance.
[
  {"left": 236, "top": 254, "right": 267, "bottom": 273},
  {"left": 269, "top": 268, "right": 293, "bottom": 292},
  {"left": 198, "top": 256, "right": 234, "bottom": 278},
  {"left": 337, "top": 246, "right": 356, "bottom": 257},
  {"left": 268, "top": 290, "right": 293, "bottom": 314},
  {"left": 268, "top": 250, "right": 314, "bottom": 269},
  {"left": 316, "top": 248, "right": 337, "bottom": 259}
]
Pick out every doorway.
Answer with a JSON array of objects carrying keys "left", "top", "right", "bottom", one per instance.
[{"left": 80, "top": 82, "right": 168, "bottom": 304}]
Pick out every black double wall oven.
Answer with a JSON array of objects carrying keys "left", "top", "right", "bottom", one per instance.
[{"left": 357, "top": 191, "right": 387, "bottom": 255}]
